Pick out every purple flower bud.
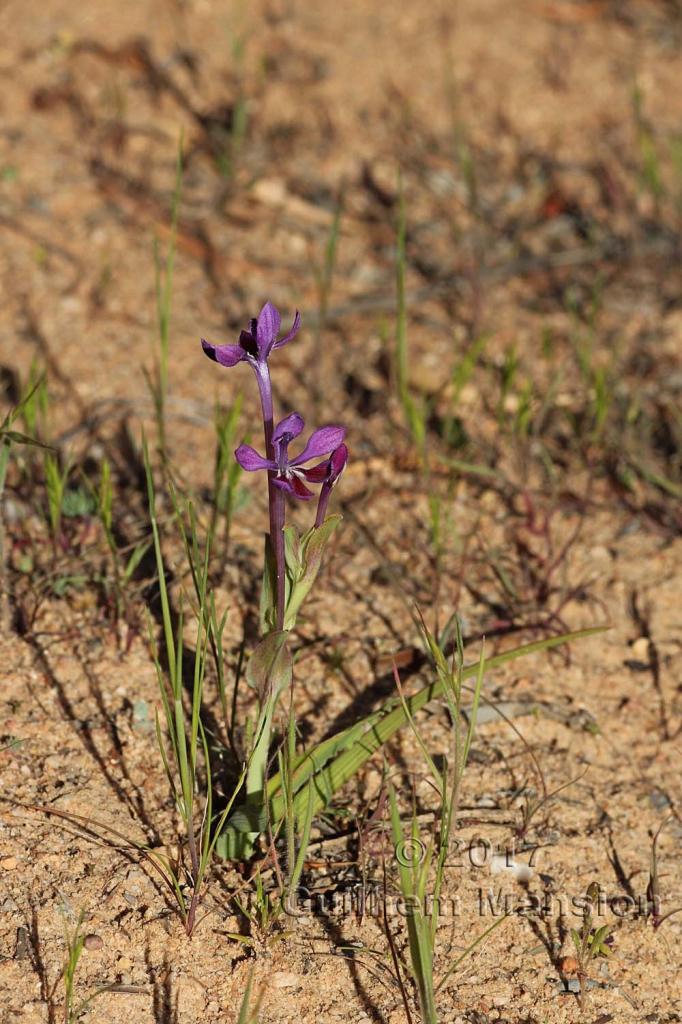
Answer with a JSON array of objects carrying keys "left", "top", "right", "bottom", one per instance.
[{"left": 312, "top": 444, "right": 349, "bottom": 526}]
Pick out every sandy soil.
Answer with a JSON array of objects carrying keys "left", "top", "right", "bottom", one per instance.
[{"left": 0, "top": 1, "right": 681, "bottom": 1022}]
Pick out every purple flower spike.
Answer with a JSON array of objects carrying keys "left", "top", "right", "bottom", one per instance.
[
  {"left": 201, "top": 302, "right": 301, "bottom": 369},
  {"left": 235, "top": 414, "right": 346, "bottom": 502}
]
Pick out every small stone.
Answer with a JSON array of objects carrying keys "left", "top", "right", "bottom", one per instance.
[
  {"left": 116, "top": 955, "right": 133, "bottom": 972},
  {"left": 15, "top": 926, "right": 30, "bottom": 960},
  {"left": 559, "top": 956, "right": 579, "bottom": 976},
  {"left": 490, "top": 855, "right": 533, "bottom": 882},
  {"left": 631, "top": 637, "right": 650, "bottom": 661},
  {"left": 271, "top": 971, "right": 299, "bottom": 989},
  {"left": 84, "top": 934, "right": 104, "bottom": 951},
  {"left": 252, "top": 178, "right": 287, "bottom": 206},
  {"left": 408, "top": 362, "right": 443, "bottom": 395},
  {"left": 132, "top": 700, "right": 153, "bottom": 732},
  {"left": 0, "top": 856, "right": 18, "bottom": 870}
]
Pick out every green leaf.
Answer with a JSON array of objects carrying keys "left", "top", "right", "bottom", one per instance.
[
  {"left": 61, "top": 486, "right": 97, "bottom": 518},
  {"left": 259, "top": 535, "right": 277, "bottom": 634},
  {"left": 217, "top": 625, "right": 608, "bottom": 850},
  {"left": 0, "top": 429, "right": 52, "bottom": 450},
  {"left": 246, "top": 630, "right": 292, "bottom": 703},
  {"left": 284, "top": 514, "right": 342, "bottom": 628},
  {"left": 590, "top": 924, "right": 612, "bottom": 956},
  {"left": 283, "top": 524, "right": 303, "bottom": 580},
  {"left": 123, "top": 540, "right": 151, "bottom": 582}
]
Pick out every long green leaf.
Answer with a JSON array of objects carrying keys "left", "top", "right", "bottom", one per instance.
[{"left": 217, "top": 625, "right": 607, "bottom": 849}]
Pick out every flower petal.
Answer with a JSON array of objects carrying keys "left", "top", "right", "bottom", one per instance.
[
  {"left": 256, "top": 302, "right": 281, "bottom": 357},
  {"left": 301, "top": 460, "right": 329, "bottom": 483},
  {"left": 201, "top": 339, "right": 245, "bottom": 367},
  {"left": 328, "top": 443, "right": 349, "bottom": 482},
  {"left": 272, "top": 310, "right": 301, "bottom": 350},
  {"left": 238, "top": 329, "right": 258, "bottom": 359},
  {"left": 234, "top": 444, "right": 276, "bottom": 472},
  {"left": 273, "top": 412, "right": 305, "bottom": 443},
  {"left": 291, "top": 425, "right": 346, "bottom": 466},
  {"left": 302, "top": 444, "right": 348, "bottom": 484},
  {"left": 273, "top": 475, "right": 315, "bottom": 500}
]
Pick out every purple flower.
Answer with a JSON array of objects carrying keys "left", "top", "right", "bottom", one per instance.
[
  {"left": 201, "top": 302, "right": 301, "bottom": 368},
  {"left": 235, "top": 412, "right": 346, "bottom": 500},
  {"left": 309, "top": 444, "right": 348, "bottom": 526},
  {"left": 304, "top": 443, "right": 348, "bottom": 487}
]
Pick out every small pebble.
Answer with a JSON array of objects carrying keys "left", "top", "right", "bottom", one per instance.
[
  {"left": 15, "top": 926, "right": 30, "bottom": 960},
  {"left": 0, "top": 856, "right": 18, "bottom": 870},
  {"left": 490, "top": 855, "right": 533, "bottom": 882},
  {"left": 559, "top": 955, "right": 579, "bottom": 976},
  {"left": 271, "top": 971, "right": 299, "bottom": 989},
  {"left": 631, "top": 636, "right": 650, "bottom": 661},
  {"left": 84, "top": 934, "right": 104, "bottom": 951},
  {"left": 132, "top": 699, "right": 153, "bottom": 732}
]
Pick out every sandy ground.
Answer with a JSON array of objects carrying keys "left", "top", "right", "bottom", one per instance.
[{"left": 0, "top": 1, "right": 681, "bottom": 1022}]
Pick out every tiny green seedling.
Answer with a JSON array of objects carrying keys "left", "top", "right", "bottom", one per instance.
[
  {"left": 236, "top": 968, "right": 263, "bottom": 1024},
  {"left": 0, "top": 376, "right": 53, "bottom": 625},
  {"left": 44, "top": 451, "right": 72, "bottom": 543},
  {"left": 209, "top": 394, "right": 244, "bottom": 557},
  {"left": 61, "top": 908, "right": 86, "bottom": 1024},
  {"left": 647, "top": 818, "right": 682, "bottom": 929},
  {"left": 394, "top": 180, "right": 427, "bottom": 454},
  {"left": 95, "top": 456, "right": 151, "bottom": 622},
  {"left": 59, "top": 907, "right": 112, "bottom": 1024},
  {"left": 383, "top": 619, "right": 508, "bottom": 1023},
  {"left": 144, "top": 139, "right": 182, "bottom": 465},
  {"left": 569, "top": 882, "right": 613, "bottom": 1011},
  {"left": 313, "top": 195, "right": 343, "bottom": 343}
]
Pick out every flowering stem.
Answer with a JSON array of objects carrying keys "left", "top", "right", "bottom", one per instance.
[{"left": 254, "top": 364, "right": 285, "bottom": 632}]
